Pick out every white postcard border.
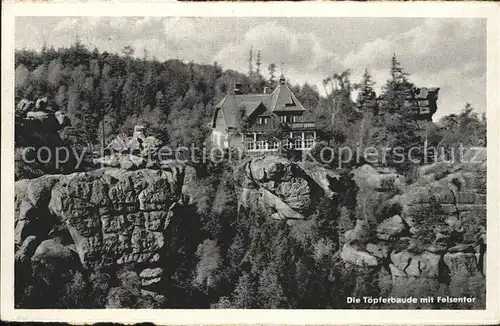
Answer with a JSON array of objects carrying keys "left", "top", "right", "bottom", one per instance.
[{"left": 1, "top": 1, "right": 499, "bottom": 324}]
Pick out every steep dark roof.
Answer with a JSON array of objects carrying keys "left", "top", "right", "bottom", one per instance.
[
  {"left": 213, "top": 82, "right": 306, "bottom": 129},
  {"left": 270, "top": 84, "right": 306, "bottom": 112},
  {"left": 214, "top": 94, "right": 271, "bottom": 129}
]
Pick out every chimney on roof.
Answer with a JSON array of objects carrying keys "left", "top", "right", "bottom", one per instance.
[
  {"left": 263, "top": 86, "right": 270, "bottom": 94},
  {"left": 233, "top": 82, "right": 243, "bottom": 95}
]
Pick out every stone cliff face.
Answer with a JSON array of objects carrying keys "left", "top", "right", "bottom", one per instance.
[
  {"left": 235, "top": 150, "right": 486, "bottom": 308},
  {"left": 15, "top": 164, "right": 186, "bottom": 304},
  {"left": 15, "top": 98, "right": 73, "bottom": 180},
  {"left": 234, "top": 156, "right": 341, "bottom": 223},
  {"left": 343, "top": 151, "right": 486, "bottom": 308},
  {"left": 14, "top": 149, "right": 487, "bottom": 308}
]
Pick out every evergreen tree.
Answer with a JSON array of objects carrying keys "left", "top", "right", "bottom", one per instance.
[
  {"left": 193, "top": 239, "right": 222, "bottom": 291},
  {"left": 248, "top": 46, "right": 253, "bottom": 77},
  {"left": 268, "top": 63, "right": 276, "bottom": 88},
  {"left": 255, "top": 50, "right": 261, "bottom": 75},
  {"left": 122, "top": 45, "right": 135, "bottom": 58},
  {"left": 380, "top": 53, "right": 414, "bottom": 116},
  {"left": 317, "top": 69, "right": 359, "bottom": 147},
  {"left": 232, "top": 272, "right": 257, "bottom": 308},
  {"left": 376, "top": 53, "right": 423, "bottom": 174},
  {"left": 356, "top": 68, "right": 376, "bottom": 110}
]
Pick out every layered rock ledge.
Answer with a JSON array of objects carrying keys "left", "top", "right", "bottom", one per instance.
[{"left": 15, "top": 165, "right": 186, "bottom": 301}]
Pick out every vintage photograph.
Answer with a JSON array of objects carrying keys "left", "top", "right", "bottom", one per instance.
[{"left": 8, "top": 10, "right": 491, "bottom": 314}]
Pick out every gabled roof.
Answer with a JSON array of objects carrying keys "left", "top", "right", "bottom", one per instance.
[
  {"left": 240, "top": 101, "right": 264, "bottom": 117},
  {"left": 270, "top": 83, "right": 306, "bottom": 112},
  {"left": 214, "top": 94, "right": 271, "bottom": 129},
  {"left": 213, "top": 79, "right": 307, "bottom": 129}
]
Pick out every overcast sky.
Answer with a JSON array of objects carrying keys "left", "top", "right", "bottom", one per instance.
[{"left": 15, "top": 17, "right": 486, "bottom": 120}]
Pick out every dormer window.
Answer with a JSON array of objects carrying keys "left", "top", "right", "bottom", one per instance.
[
  {"left": 257, "top": 117, "right": 269, "bottom": 125},
  {"left": 284, "top": 96, "right": 295, "bottom": 107}
]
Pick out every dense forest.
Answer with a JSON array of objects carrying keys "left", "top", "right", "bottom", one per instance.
[{"left": 14, "top": 43, "right": 487, "bottom": 308}]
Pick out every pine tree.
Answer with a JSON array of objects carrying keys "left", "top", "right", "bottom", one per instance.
[
  {"left": 256, "top": 50, "right": 261, "bottom": 75},
  {"left": 268, "top": 63, "right": 276, "bottom": 88},
  {"left": 193, "top": 240, "right": 222, "bottom": 291},
  {"left": 248, "top": 46, "right": 253, "bottom": 77},
  {"left": 122, "top": 45, "right": 135, "bottom": 58},
  {"left": 356, "top": 68, "right": 376, "bottom": 104},
  {"left": 258, "top": 267, "right": 285, "bottom": 308},
  {"left": 232, "top": 272, "right": 257, "bottom": 308},
  {"left": 381, "top": 53, "right": 414, "bottom": 115},
  {"left": 356, "top": 68, "right": 378, "bottom": 118},
  {"left": 376, "top": 53, "right": 424, "bottom": 174},
  {"left": 389, "top": 52, "right": 409, "bottom": 84}
]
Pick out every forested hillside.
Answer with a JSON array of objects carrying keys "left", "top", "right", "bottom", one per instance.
[
  {"left": 15, "top": 43, "right": 486, "bottom": 180},
  {"left": 15, "top": 42, "right": 321, "bottom": 150}
]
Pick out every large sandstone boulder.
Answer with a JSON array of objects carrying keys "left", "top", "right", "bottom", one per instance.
[
  {"left": 390, "top": 250, "right": 440, "bottom": 278},
  {"left": 32, "top": 239, "right": 77, "bottom": 263},
  {"left": 105, "top": 125, "right": 163, "bottom": 159},
  {"left": 15, "top": 164, "right": 187, "bottom": 300},
  {"left": 353, "top": 165, "right": 403, "bottom": 192},
  {"left": 444, "top": 252, "right": 478, "bottom": 277},
  {"left": 366, "top": 242, "right": 391, "bottom": 259},
  {"left": 45, "top": 168, "right": 183, "bottom": 268},
  {"left": 15, "top": 235, "right": 39, "bottom": 263},
  {"left": 235, "top": 156, "right": 341, "bottom": 223},
  {"left": 14, "top": 175, "right": 62, "bottom": 246},
  {"left": 344, "top": 219, "right": 372, "bottom": 244},
  {"left": 31, "top": 239, "right": 81, "bottom": 285},
  {"left": 296, "top": 162, "right": 340, "bottom": 198},
  {"left": 340, "top": 244, "right": 379, "bottom": 267},
  {"left": 444, "top": 250, "right": 485, "bottom": 307},
  {"left": 261, "top": 188, "right": 306, "bottom": 220},
  {"left": 376, "top": 215, "right": 407, "bottom": 240}
]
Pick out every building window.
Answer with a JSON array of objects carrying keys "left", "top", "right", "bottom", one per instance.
[
  {"left": 268, "top": 141, "right": 279, "bottom": 150},
  {"left": 256, "top": 140, "right": 267, "bottom": 150},
  {"left": 281, "top": 115, "right": 297, "bottom": 123},
  {"left": 246, "top": 141, "right": 255, "bottom": 151},
  {"left": 257, "top": 117, "right": 269, "bottom": 125},
  {"left": 294, "top": 137, "right": 303, "bottom": 149},
  {"left": 419, "top": 107, "right": 430, "bottom": 114},
  {"left": 304, "top": 136, "right": 314, "bottom": 149}
]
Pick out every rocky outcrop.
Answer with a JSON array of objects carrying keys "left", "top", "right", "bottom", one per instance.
[
  {"left": 340, "top": 148, "right": 486, "bottom": 308},
  {"left": 93, "top": 125, "right": 164, "bottom": 170},
  {"left": 15, "top": 147, "right": 487, "bottom": 308},
  {"left": 376, "top": 214, "right": 406, "bottom": 240},
  {"left": 234, "top": 156, "right": 341, "bottom": 223},
  {"left": 340, "top": 244, "right": 379, "bottom": 267},
  {"left": 16, "top": 97, "right": 70, "bottom": 132},
  {"left": 235, "top": 149, "right": 486, "bottom": 308},
  {"left": 15, "top": 98, "right": 74, "bottom": 180},
  {"left": 106, "top": 125, "right": 163, "bottom": 156},
  {"left": 15, "top": 164, "right": 186, "bottom": 300}
]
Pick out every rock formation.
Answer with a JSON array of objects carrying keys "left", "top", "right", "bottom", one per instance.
[
  {"left": 15, "top": 164, "right": 186, "bottom": 303},
  {"left": 235, "top": 149, "right": 486, "bottom": 308},
  {"left": 94, "top": 125, "right": 163, "bottom": 170},
  {"left": 15, "top": 98, "right": 73, "bottom": 180},
  {"left": 234, "top": 156, "right": 341, "bottom": 223},
  {"left": 14, "top": 147, "right": 486, "bottom": 308}
]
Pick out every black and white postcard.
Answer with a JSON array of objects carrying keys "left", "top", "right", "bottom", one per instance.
[{"left": 1, "top": 1, "right": 499, "bottom": 324}]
